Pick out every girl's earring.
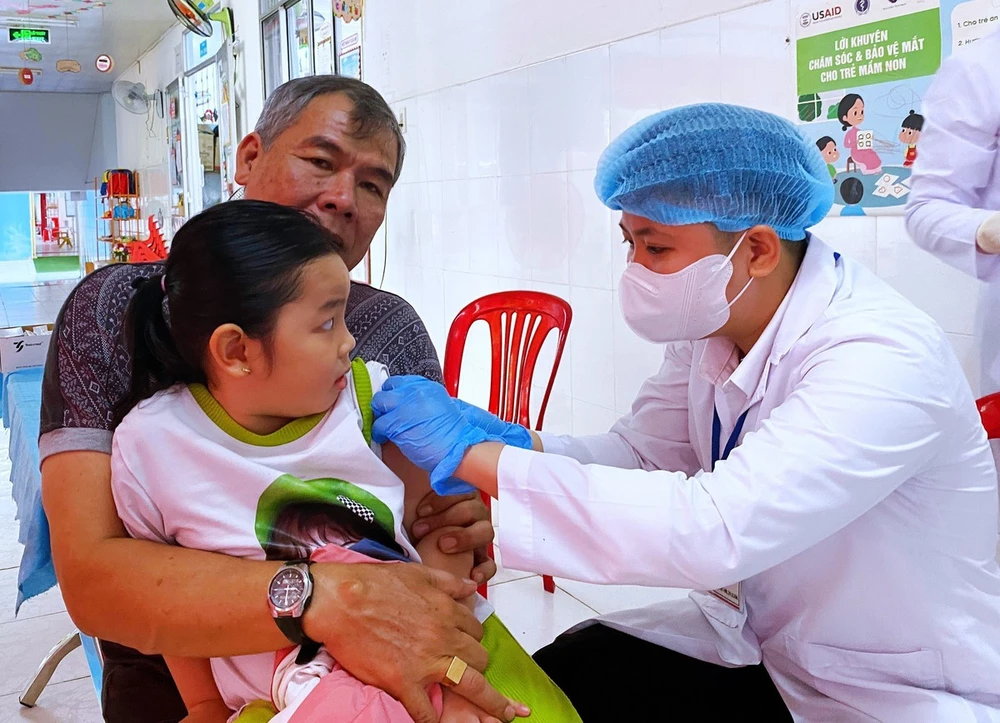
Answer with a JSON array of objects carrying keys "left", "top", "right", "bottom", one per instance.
[{"left": 241, "top": 366, "right": 251, "bottom": 374}]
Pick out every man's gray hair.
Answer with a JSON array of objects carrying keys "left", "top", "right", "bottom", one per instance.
[{"left": 254, "top": 76, "right": 406, "bottom": 184}]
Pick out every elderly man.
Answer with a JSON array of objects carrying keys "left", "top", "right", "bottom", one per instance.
[{"left": 40, "top": 77, "right": 508, "bottom": 723}]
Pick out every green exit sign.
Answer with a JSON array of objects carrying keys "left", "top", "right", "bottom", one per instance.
[{"left": 8, "top": 27, "right": 50, "bottom": 44}]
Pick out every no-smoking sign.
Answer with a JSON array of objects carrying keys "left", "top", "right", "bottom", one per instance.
[{"left": 95, "top": 54, "right": 114, "bottom": 73}]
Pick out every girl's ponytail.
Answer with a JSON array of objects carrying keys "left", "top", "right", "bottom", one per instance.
[{"left": 112, "top": 274, "right": 204, "bottom": 427}]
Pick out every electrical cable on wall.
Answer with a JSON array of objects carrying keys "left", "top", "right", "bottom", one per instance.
[
  {"left": 377, "top": 213, "right": 388, "bottom": 288},
  {"left": 139, "top": 61, "right": 157, "bottom": 140}
]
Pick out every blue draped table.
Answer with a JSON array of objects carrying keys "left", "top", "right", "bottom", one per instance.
[{"left": 2, "top": 367, "right": 54, "bottom": 611}]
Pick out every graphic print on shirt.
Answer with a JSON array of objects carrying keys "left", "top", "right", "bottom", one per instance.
[{"left": 254, "top": 474, "right": 407, "bottom": 561}]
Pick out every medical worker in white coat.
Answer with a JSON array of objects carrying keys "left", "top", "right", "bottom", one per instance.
[
  {"left": 906, "top": 27, "right": 1000, "bottom": 395},
  {"left": 374, "top": 104, "right": 1000, "bottom": 722}
]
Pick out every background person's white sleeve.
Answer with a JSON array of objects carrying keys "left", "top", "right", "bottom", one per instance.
[
  {"left": 497, "top": 338, "right": 950, "bottom": 589},
  {"left": 539, "top": 343, "right": 701, "bottom": 475},
  {"left": 905, "top": 53, "right": 1000, "bottom": 280}
]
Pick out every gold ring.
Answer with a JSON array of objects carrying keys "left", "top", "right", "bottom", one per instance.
[{"left": 443, "top": 656, "right": 468, "bottom": 687}]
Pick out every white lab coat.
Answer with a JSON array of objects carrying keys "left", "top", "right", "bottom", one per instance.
[
  {"left": 905, "top": 28, "right": 1000, "bottom": 395},
  {"left": 496, "top": 236, "right": 1000, "bottom": 721}
]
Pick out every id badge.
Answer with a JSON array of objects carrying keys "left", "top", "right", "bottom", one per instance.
[{"left": 710, "top": 582, "right": 742, "bottom": 611}]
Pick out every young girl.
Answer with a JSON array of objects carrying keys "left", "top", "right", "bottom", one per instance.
[{"left": 109, "top": 201, "right": 581, "bottom": 723}]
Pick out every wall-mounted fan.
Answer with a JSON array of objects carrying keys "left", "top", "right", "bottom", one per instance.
[
  {"left": 166, "top": 0, "right": 218, "bottom": 37},
  {"left": 113, "top": 80, "right": 164, "bottom": 118}
]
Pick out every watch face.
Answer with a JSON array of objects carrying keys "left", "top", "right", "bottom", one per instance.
[{"left": 269, "top": 568, "right": 306, "bottom": 611}]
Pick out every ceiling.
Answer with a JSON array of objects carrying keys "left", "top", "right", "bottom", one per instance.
[{"left": 0, "top": 0, "right": 177, "bottom": 93}]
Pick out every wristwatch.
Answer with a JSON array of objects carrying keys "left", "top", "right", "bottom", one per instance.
[{"left": 267, "top": 561, "right": 321, "bottom": 664}]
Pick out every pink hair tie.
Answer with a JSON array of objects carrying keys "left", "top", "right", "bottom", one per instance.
[{"left": 161, "top": 275, "right": 167, "bottom": 293}]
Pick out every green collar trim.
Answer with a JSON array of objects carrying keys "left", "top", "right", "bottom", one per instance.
[{"left": 188, "top": 384, "right": 325, "bottom": 447}]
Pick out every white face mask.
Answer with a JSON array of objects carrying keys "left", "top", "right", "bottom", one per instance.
[{"left": 619, "top": 231, "right": 752, "bottom": 343}]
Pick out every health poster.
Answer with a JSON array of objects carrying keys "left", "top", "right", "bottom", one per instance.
[{"left": 794, "top": 0, "right": 999, "bottom": 216}]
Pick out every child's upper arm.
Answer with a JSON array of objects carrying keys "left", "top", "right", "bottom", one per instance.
[
  {"left": 357, "top": 360, "right": 433, "bottom": 535},
  {"left": 381, "top": 442, "right": 434, "bottom": 539}
]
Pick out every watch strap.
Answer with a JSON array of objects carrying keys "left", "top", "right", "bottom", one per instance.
[{"left": 272, "top": 561, "right": 321, "bottom": 663}]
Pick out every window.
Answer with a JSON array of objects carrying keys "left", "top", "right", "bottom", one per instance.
[
  {"left": 262, "top": 12, "right": 283, "bottom": 98},
  {"left": 286, "top": 0, "right": 313, "bottom": 80}
]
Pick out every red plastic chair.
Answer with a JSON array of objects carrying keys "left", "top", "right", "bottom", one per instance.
[
  {"left": 978, "top": 393, "right": 1000, "bottom": 439},
  {"left": 443, "top": 291, "right": 573, "bottom": 597}
]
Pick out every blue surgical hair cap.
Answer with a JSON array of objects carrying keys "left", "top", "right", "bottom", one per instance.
[{"left": 594, "top": 103, "right": 834, "bottom": 240}]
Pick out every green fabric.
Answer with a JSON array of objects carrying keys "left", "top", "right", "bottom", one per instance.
[
  {"left": 482, "top": 614, "right": 583, "bottom": 722},
  {"left": 33, "top": 256, "right": 79, "bottom": 274},
  {"left": 351, "top": 357, "right": 374, "bottom": 447},
  {"left": 188, "top": 384, "right": 325, "bottom": 447},
  {"left": 233, "top": 700, "right": 278, "bottom": 722}
]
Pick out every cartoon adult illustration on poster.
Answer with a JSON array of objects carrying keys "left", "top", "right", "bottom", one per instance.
[{"left": 794, "top": 0, "right": 1000, "bottom": 216}]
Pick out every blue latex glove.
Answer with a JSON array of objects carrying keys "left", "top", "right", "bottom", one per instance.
[
  {"left": 383, "top": 376, "right": 533, "bottom": 450},
  {"left": 452, "top": 398, "right": 533, "bottom": 450},
  {"left": 372, "top": 377, "right": 499, "bottom": 495}
]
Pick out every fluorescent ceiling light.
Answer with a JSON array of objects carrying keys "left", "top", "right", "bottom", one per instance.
[{"left": 0, "top": 15, "right": 79, "bottom": 29}]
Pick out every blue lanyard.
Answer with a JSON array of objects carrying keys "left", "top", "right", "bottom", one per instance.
[{"left": 711, "top": 406, "right": 749, "bottom": 471}]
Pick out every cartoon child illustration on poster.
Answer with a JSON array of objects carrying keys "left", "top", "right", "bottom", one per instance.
[
  {"left": 899, "top": 110, "right": 924, "bottom": 168},
  {"left": 816, "top": 136, "right": 840, "bottom": 180},
  {"left": 839, "top": 93, "right": 883, "bottom": 175},
  {"left": 839, "top": 177, "right": 867, "bottom": 217},
  {"left": 255, "top": 475, "right": 406, "bottom": 562}
]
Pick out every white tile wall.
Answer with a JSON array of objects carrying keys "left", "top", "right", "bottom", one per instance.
[
  {"left": 609, "top": 31, "right": 666, "bottom": 139},
  {"left": 567, "top": 170, "right": 615, "bottom": 290},
  {"left": 660, "top": 17, "right": 724, "bottom": 107},
  {"left": 373, "top": 0, "right": 986, "bottom": 448},
  {"left": 719, "top": 0, "right": 793, "bottom": 116}
]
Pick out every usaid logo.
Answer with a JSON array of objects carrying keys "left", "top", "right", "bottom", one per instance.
[
  {"left": 803, "top": 5, "right": 843, "bottom": 26},
  {"left": 855, "top": 0, "right": 871, "bottom": 14}
]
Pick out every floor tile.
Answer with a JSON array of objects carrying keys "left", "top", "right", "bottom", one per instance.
[
  {"left": 0, "top": 264, "right": 38, "bottom": 289},
  {"left": 0, "top": 570, "right": 65, "bottom": 625},
  {"left": 1, "top": 306, "right": 51, "bottom": 329},
  {"left": 0, "top": 677, "right": 100, "bottom": 723},
  {"left": 554, "top": 579, "right": 690, "bottom": 616},
  {"left": 0, "top": 290, "right": 37, "bottom": 306},
  {"left": 0, "top": 264, "right": 80, "bottom": 292},
  {"left": 488, "top": 576, "right": 598, "bottom": 654},
  {"left": 489, "top": 565, "right": 536, "bottom": 587},
  {"left": 0, "top": 612, "right": 89, "bottom": 697},
  {"left": 31, "top": 286, "right": 73, "bottom": 304}
]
